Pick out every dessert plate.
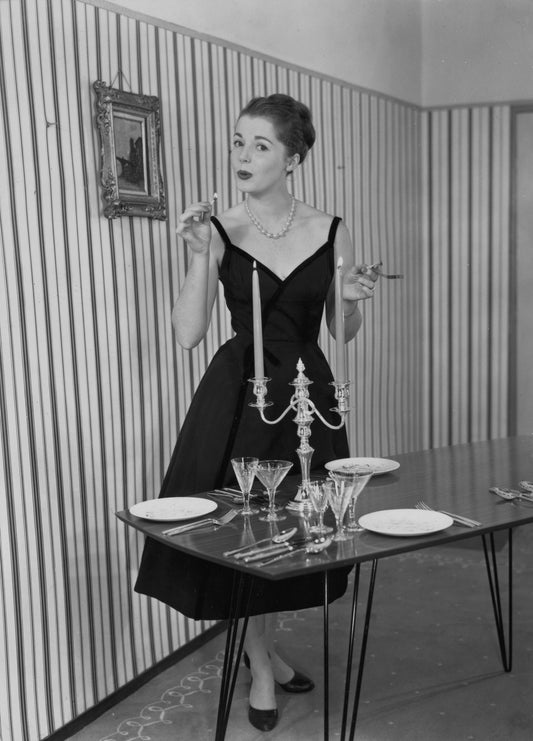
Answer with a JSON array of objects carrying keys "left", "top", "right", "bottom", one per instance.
[
  {"left": 325, "top": 456, "right": 400, "bottom": 476},
  {"left": 130, "top": 497, "right": 217, "bottom": 522},
  {"left": 358, "top": 508, "right": 453, "bottom": 537}
]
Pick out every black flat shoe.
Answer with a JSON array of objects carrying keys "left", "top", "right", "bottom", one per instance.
[
  {"left": 244, "top": 652, "right": 314, "bottom": 693},
  {"left": 276, "top": 669, "right": 315, "bottom": 693},
  {"left": 248, "top": 704, "right": 279, "bottom": 732}
]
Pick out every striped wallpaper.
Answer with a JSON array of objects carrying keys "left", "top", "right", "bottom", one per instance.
[
  {"left": 421, "top": 106, "right": 511, "bottom": 448},
  {"left": 0, "top": 1, "right": 511, "bottom": 739}
]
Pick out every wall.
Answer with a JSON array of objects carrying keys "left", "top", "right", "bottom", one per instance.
[
  {"left": 422, "top": 0, "right": 533, "bottom": 107},
  {"left": 112, "top": 0, "right": 533, "bottom": 108},
  {"left": 421, "top": 106, "right": 511, "bottom": 444},
  {"left": 0, "top": 1, "right": 514, "bottom": 739},
  {"left": 107, "top": 0, "right": 423, "bottom": 105}
]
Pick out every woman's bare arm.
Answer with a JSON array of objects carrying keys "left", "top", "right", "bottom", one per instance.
[
  {"left": 325, "top": 221, "right": 378, "bottom": 341},
  {"left": 172, "top": 202, "right": 224, "bottom": 349}
]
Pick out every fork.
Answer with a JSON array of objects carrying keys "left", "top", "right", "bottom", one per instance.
[
  {"left": 163, "top": 508, "right": 238, "bottom": 536},
  {"left": 368, "top": 261, "right": 404, "bottom": 280},
  {"left": 416, "top": 501, "right": 481, "bottom": 528},
  {"left": 489, "top": 487, "right": 533, "bottom": 505},
  {"left": 213, "top": 488, "right": 269, "bottom": 504}
]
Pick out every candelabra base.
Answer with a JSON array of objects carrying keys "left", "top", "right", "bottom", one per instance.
[{"left": 293, "top": 483, "right": 314, "bottom": 513}]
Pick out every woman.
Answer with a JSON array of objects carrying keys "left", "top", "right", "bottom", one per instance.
[{"left": 135, "top": 94, "right": 378, "bottom": 731}]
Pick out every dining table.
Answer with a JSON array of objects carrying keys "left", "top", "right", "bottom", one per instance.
[{"left": 117, "top": 435, "right": 533, "bottom": 740}]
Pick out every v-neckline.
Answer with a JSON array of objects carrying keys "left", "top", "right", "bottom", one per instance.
[{"left": 224, "top": 241, "right": 332, "bottom": 284}]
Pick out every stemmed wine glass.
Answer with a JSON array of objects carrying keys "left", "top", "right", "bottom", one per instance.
[
  {"left": 330, "top": 465, "right": 373, "bottom": 532},
  {"left": 326, "top": 472, "right": 357, "bottom": 541},
  {"left": 231, "top": 457, "right": 259, "bottom": 515},
  {"left": 308, "top": 480, "right": 333, "bottom": 535},
  {"left": 256, "top": 460, "right": 293, "bottom": 522}
]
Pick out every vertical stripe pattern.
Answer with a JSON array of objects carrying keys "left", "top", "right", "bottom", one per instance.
[
  {"left": 421, "top": 106, "right": 511, "bottom": 448},
  {"left": 0, "top": 1, "right": 511, "bottom": 739}
]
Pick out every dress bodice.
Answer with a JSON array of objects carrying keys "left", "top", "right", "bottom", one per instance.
[{"left": 212, "top": 217, "right": 341, "bottom": 344}]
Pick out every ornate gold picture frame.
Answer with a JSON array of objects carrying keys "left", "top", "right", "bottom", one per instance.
[{"left": 93, "top": 81, "right": 166, "bottom": 219}]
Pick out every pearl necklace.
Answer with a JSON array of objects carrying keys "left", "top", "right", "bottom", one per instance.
[{"left": 245, "top": 195, "right": 296, "bottom": 240}]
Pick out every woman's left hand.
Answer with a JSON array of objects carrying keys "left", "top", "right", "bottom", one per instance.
[{"left": 342, "top": 263, "right": 380, "bottom": 302}]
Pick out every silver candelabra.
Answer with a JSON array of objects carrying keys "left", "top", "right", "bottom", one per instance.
[{"left": 250, "top": 359, "right": 350, "bottom": 509}]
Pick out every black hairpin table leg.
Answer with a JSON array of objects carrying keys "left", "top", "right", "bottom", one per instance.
[
  {"left": 340, "top": 564, "right": 361, "bottom": 739},
  {"left": 482, "top": 528, "right": 513, "bottom": 672},
  {"left": 215, "top": 571, "right": 254, "bottom": 741},
  {"left": 340, "top": 560, "right": 378, "bottom": 741},
  {"left": 323, "top": 572, "right": 329, "bottom": 741}
]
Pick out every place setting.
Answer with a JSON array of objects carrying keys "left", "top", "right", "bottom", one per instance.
[
  {"left": 128, "top": 493, "right": 240, "bottom": 534},
  {"left": 128, "top": 492, "right": 239, "bottom": 537},
  {"left": 320, "top": 456, "right": 485, "bottom": 537},
  {"left": 355, "top": 499, "right": 482, "bottom": 539},
  {"left": 127, "top": 456, "right": 297, "bottom": 540}
]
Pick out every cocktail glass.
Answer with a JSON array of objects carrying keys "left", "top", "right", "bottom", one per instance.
[
  {"left": 231, "top": 457, "right": 259, "bottom": 515},
  {"left": 329, "top": 465, "right": 373, "bottom": 533},
  {"left": 256, "top": 460, "right": 292, "bottom": 522},
  {"left": 326, "top": 472, "right": 358, "bottom": 540},
  {"left": 308, "top": 480, "right": 333, "bottom": 535}
]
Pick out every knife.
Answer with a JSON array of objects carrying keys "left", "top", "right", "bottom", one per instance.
[{"left": 242, "top": 538, "right": 308, "bottom": 563}]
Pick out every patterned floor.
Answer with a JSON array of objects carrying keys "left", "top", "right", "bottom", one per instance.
[{"left": 68, "top": 528, "right": 533, "bottom": 740}]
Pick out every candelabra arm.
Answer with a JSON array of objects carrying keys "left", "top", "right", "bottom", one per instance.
[
  {"left": 312, "top": 405, "right": 346, "bottom": 430},
  {"left": 249, "top": 377, "right": 297, "bottom": 425},
  {"left": 258, "top": 404, "right": 294, "bottom": 426}
]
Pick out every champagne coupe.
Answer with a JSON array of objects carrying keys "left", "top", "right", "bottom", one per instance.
[
  {"left": 326, "top": 472, "right": 357, "bottom": 541},
  {"left": 308, "top": 480, "right": 333, "bottom": 535},
  {"left": 256, "top": 460, "right": 293, "bottom": 522},
  {"left": 329, "top": 465, "right": 373, "bottom": 533},
  {"left": 231, "top": 457, "right": 259, "bottom": 515}
]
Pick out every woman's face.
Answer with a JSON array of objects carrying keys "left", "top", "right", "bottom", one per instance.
[{"left": 231, "top": 115, "right": 292, "bottom": 195}]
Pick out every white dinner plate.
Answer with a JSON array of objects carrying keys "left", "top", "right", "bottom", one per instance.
[
  {"left": 358, "top": 509, "right": 453, "bottom": 537},
  {"left": 129, "top": 497, "right": 217, "bottom": 522},
  {"left": 325, "top": 456, "right": 400, "bottom": 476}
]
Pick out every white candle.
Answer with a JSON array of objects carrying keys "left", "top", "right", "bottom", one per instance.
[
  {"left": 252, "top": 261, "right": 265, "bottom": 379},
  {"left": 335, "top": 256, "right": 346, "bottom": 383}
]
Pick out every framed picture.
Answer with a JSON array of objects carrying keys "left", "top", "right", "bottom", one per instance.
[{"left": 93, "top": 81, "right": 166, "bottom": 219}]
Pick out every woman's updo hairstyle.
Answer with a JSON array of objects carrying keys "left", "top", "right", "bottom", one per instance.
[{"left": 238, "top": 94, "right": 316, "bottom": 165}]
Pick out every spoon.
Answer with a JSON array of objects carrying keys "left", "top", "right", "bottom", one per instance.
[
  {"left": 223, "top": 527, "right": 297, "bottom": 558},
  {"left": 490, "top": 486, "right": 533, "bottom": 504},
  {"left": 256, "top": 536, "right": 333, "bottom": 566},
  {"left": 241, "top": 535, "right": 309, "bottom": 563}
]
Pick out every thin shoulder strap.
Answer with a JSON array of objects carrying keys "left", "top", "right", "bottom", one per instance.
[
  {"left": 327, "top": 216, "right": 342, "bottom": 244},
  {"left": 210, "top": 216, "right": 232, "bottom": 247}
]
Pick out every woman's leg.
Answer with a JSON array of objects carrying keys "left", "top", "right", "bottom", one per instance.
[
  {"left": 244, "top": 610, "right": 314, "bottom": 720},
  {"left": 263, "top": 613, "right": 297, "bottom": 684},
  {"left": 244, "top": 614, "right": 276, "bottom": 710}
]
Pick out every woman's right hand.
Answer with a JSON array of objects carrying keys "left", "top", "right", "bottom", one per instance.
[{"left": 176, "top": 201, "right": 213, "bottom": 254}]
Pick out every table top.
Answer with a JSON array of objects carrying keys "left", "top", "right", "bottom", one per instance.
[{"left": 116, "top": 436, "right": 533, "bottom": 581}]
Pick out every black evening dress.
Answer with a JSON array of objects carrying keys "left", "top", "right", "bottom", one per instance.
[{"left": 134, "top": 216, "right": 351, "bottom": 619}]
